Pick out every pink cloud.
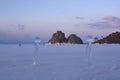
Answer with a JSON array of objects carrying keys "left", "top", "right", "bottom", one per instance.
[
  {"left": 104, "top": 16, "right": 120, "bottom": 21},
  {"left": 89, "top": 16, "right": 120, "bottom": 29},
  {"left": 103, "top": 16, "right": 120, "bottom": 28}
]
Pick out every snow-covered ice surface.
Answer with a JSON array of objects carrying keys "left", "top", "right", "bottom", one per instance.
[{"left": 0, "top": 44, "right": 120, "bottom": 80}]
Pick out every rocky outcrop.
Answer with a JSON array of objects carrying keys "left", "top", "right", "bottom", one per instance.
[
  {"left": 67, "top": 34, "right": 83, "bottom": 44},
  {"left": 48, "top": 31, "right": 66, "bottom": 44},
  {"left": 48, "top": 31, "right": 83, "bottom": 44},
  {"left": 94, "top": 32, "right": 120, "bottom": 44}
]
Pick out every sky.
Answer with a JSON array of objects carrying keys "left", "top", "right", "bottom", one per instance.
[{"left": 0, "top": 0, "right": 120, "bottom": 42}]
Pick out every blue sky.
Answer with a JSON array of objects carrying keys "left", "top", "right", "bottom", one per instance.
[{"left": 0, "top": 0, "right": 120, "bottom": 41}]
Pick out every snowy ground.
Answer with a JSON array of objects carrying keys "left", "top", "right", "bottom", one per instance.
[{"left": 0, "top": 44, "right": 120, "bottom": 80}]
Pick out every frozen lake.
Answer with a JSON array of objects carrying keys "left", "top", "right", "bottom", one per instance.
[{"left": 0, "top": 44, "right": 120, "bottom": 80}]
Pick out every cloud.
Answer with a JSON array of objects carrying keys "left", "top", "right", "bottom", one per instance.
[
  {"left": 9, "top": 24, "right": 25, "bottom": 30},
  {"left": 18, "top": 24, "right": 25, "bottom": 30},
  {"left": 104, "top": 16, "right": 120, "bottom": 28},
  {"left": 74, "top": 23, "right": 82, "bottom": 27},
  {"left": 89, "top": 16, "right": 120, "bottom": 29},
  {"left": 75, "top": 16, "right": 84, "bottom": 20},
  {"left": 88, "top": 22, "right": 111, "bottom": 29},
  {"left": 73, "top": 16, "right": 85, "bottom": 27}
]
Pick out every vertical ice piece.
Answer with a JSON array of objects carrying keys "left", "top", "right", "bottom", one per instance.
[
  {"left": 85, "top": 35, "right": 95, "bottom": 80},
  {"left": 86, "top": 35, "right": 94, "bottom": 66},
  {"left": 33, "top": 37, "right": 41, "bottom": 66}
]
